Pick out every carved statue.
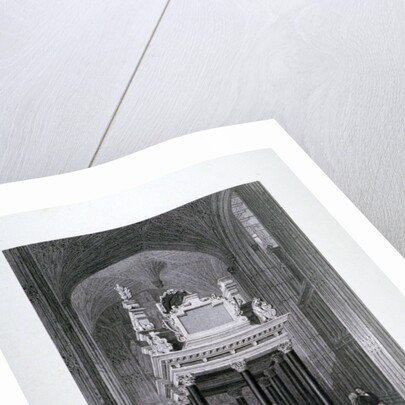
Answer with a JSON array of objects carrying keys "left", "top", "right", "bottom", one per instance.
[
  {"left": 114, "top": 284, "right": 132, "bottom": 300},
  {"left": 252, "top": 297, "right": 277, "bottom": 323}
]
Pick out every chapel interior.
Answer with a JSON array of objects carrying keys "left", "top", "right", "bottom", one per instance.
[{"left": 4, "top": 182, "right": 405, "bottom": 405}]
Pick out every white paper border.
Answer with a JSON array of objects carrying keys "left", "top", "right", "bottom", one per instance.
[{"left": 1, "top": 120, "right": 404, "bottom": 404}]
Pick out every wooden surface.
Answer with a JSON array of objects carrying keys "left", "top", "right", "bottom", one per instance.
[
  {"left": 0, "top": 0, "right": 168, "bottom": 181},
  {"left": 2, "top": 0, "right": 405, "bottom": 258}
]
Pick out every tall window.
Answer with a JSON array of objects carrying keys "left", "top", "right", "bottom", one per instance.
[{"left": 231, "top": 193, "right": 278, "bottom": 250}]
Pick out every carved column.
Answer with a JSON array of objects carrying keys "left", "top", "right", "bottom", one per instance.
[
  {"left": 270, "top": 342, "right": 332, "bottom": 405},
  {"left": 177, "top": 374, "right": 208, "bottom": 405},
  {"left": 258, "top": 376, "right": 278, "bottom": 404},
  {"left": 236, "top": 183, "right": 405, "bottom": 399},
  {"left": 212, "top": 190, "right": 339, "bottom": 402},
  {"left": 231, "top": 361, "right": 271, "bottom": 405},
  {"left": 285, "top": 351, "right": 331, "bottom": 405},
  {"left": 266, "top": 350, "right": 298, "bottom": 404},
  {"left": 272, "top": 375, "right": 296, "bottom": 405},
  {"left": 274, "top": 344, "right": 313, "bottom": 402}
]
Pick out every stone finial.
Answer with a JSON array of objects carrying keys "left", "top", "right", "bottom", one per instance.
[
  {"left": 114, "top": 284, "right": 132, "bottom": 300},
  {"left": 231, "top": 360, "right": 247, "bottom": 373}
]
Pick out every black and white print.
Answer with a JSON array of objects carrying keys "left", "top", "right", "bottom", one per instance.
[{"left": 4, "top": 182, "right": 405, "bottom": 405}]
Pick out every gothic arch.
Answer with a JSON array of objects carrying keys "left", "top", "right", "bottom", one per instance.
[{"left": 4, "top": 183, "right": 405, "bottom": 404}]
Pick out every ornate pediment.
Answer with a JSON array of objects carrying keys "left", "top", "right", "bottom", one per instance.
[
  {"left": 161, "top": 293, "right": 248, "bottom": 342},
  {"left": 155, "top": 279, "right": 249, "bottom": 345},
  {"left": 115, "top": 277, "right": 290, "bottom": 404}
]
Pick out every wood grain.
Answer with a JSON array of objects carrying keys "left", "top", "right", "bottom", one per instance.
[
  {"left": 92, "top": 0, "right": 405, "bottom": 256},
  {"left": 0, "top": 0, "right": 167, "bottom": 182}
]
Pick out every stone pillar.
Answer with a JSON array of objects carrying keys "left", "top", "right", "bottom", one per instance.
[
  {"left": 271, "top": 375, "right": 296, "bottom": 405},
  {"left": 271, "top": 343, "right": 332, "bottom": 405},
  {"left": 231, "top": 361, "right": 271, "bottom": 405},
  {"left": 286, "top": 351, "right": 331, "bottom": 404},
  {"left": 177, "top": 374, "right": 208, "bottom": 405},
  {"left": 211, "top": 190, "right": 339, "bottom": 402},
  {"left": 227, "top": 387, "right": 249, "bottom": 405},
  {"left": 261, "top": 367, "right": 295, "bottom": 405},
  {"left": 279, "top": 359, "right": 315, "bottom": 402},
  {"left": 236, "top": 183, "right": 405, "bottom": 399},
  {"left": 258, "top": 376, "right": 278, "bottom": 404},
  {"left": 266, "top": 350, "right": 300, "bottom": 404}
]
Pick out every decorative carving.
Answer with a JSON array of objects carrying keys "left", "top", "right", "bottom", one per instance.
[
  {"left": 157, "top": 287, "right": 249, "bottom": 343},
  {"left": 176, "top": 385, "right": 188, "bottom": 396},
  {"left": 113, "top": 275, "right": 289, "bottom": 402},
  {"left": 160, "top": 289, "right": 191, "bottom": 314},
  {"left": 114, "top": 284, "right": 132, "bottom": 300},
  {"left": 277, "top": 340, "right": 293, "bottom": 354},
  {"left": 231, "top": 360, "right": 247, "bottom": 372},
  {"left": 230, "top": 298, "right": 243, "bottom": 317},
  {"left": 218, "top": 276, "right": 246, "bottom": 305},
  {"left": 162, "top": 317, "right": 288, "bottom": 367},
  {"left": 143, "top": 332, "right": 173, "bottom": 355},
  {"left": 117, "top": 291, "right": 155, "bottom": 332},
  {"left": 176, "top": 374, "right": 196, "bottom": 387},
  {"left": 252, "top": 298, "right": 277, "bottom": 323},
  {"left": 162, "top": 315, "right": 186, "bottom": 342}
]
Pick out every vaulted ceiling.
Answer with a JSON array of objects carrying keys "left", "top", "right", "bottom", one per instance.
[
  {"left": 71, "top": 250, "right": 229, "bottom": 333},
  {"left": 26, "top": 194, "right": 232, "bottom": 303}
]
